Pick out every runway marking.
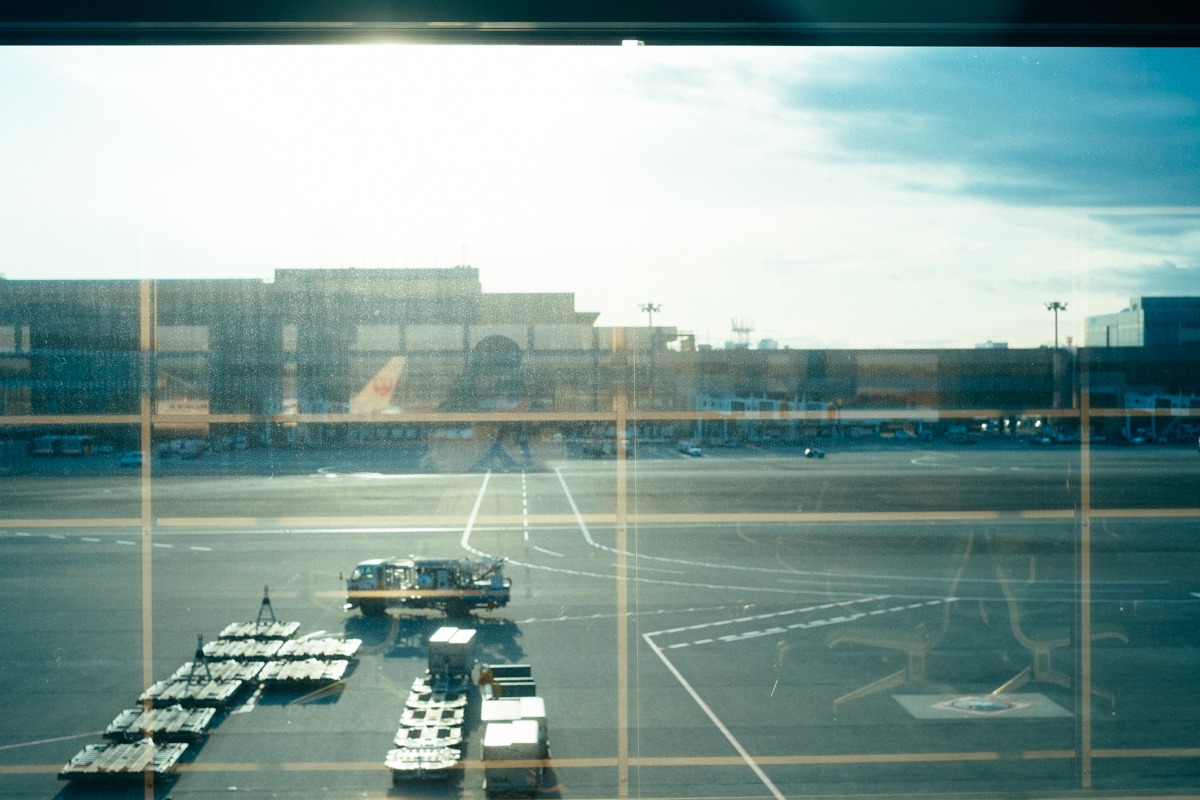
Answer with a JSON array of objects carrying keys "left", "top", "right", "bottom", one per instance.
[
  {"left": 522, "top": 471, "right": 529, "bottom": 540},
  {"left": 514, "top": 603, "right": 765, "bottom": 625},
  {"left": 623, "top": 563, "right": 687, "bottom": 575},
  {"left": 666, "top": 601, "right": 948, "bottom": 648},
  {"left": 643, "top": 632, "right": 788, "bottom": 800},
  {"left": 115, "top": 540, "right": 136, "bottom": 545},
  {"left": 549, "top": 473, "right": 1169, "bottom": 592},
  {"left": 152, "top": 542, "right": 173, "bottom": 548},
  {"left": 0, "top": 731, "right": 103, "bottom": 751},
  {"left": 16, "top": 748, "right": 1200, "bottom": 775},
  {"left": 82, "top": 537, "right": 100, "bottom": 542},
  {"left": 647, "top": 597, "right": 891, "bottom": 637},
  {"left": 534, "top": 546, "right": 564, "bottom": 558},
  {"left": 190, "top": 546, "right": 212, "bottom": 551},
  {"left": 47, "top": 534, "right": 66, "bottom": 539},
  {"left": 459, "top": 470, "right": 493, "bottom": 557}
]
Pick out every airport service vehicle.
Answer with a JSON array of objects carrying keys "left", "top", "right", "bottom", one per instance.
[
  {"left": 119, "top": 451, "right": 145, "bottom": 467},
  {"left": 804, "top": 447, "right": 825, "bottom": 459},
  {"left": 346, "top": 556, "right": 511, "bottom": 618}
]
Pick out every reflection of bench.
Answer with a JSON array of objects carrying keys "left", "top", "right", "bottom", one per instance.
[
  {"left": 828, "top": 532, "right": 974, "bottom": 708},
  {"left": 993, "top": 560, "right": 1127, "bottom": 708}
]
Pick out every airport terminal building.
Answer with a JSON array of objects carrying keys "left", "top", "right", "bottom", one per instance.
[{"left": 2, "top": 269, "right": 1199, "bottom": 443}]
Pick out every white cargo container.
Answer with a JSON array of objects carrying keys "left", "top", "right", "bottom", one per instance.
[{"left": 482, "top": 719, "right": 543, "bottom": 797}]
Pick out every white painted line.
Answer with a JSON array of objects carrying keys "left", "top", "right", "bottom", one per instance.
[
  {"left": 524, "top": 531, "right": 529, "bottom": 541},
  {"left": 153, "top": 543, "right": 173, "bottom": 548},
  {"left": 644, "top": 632, "right": 787, "bottom": 800},
  {"left": 190, "top": 546, "right": 212, "bottom": 551},
  {"left": 0, "top": 730, "right": 105, "bottom": 751},
  {"left": 459, "top": 471, "right": 493, "bottom": 557},
  {"left": 115, "top": 540, "right": 136, "bottom": 545},
  {"left": 555, "top": 468, "right": 597, "bottom": 547},
  {"left": 534, "top": 546, "right": 564, "bottom": 558},
  {"left": 620, "top": 563, "right": 687, "bottom": 575},
  {"left": 647, "top": 597, "right": 887, "bottom": 637},
  {"left": 16, "top": 532, "right": 30, "bottom": 537},
  {"left": 82, "top": 537, "right": 101, "bottom": 542},
  {"left": 48, "top": 534, "right": 66, "bottom": 539},
  {"left": 668, "top": 642, "right": 690, "bottom": 649}
]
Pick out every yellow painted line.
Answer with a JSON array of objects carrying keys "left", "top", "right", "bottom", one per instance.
[
  {"left": 12, "top": 749, "right": 1198, "bottom": 777},
  {"left": 1094, "top": 749, "right": 1200, "bottom": 759},
  {"left": 319, "top": 589, "right": 496, "bottom": 599},
  {"left": 633, "top": 511, "right": 1003, "bottom": 524},
  {"left": 175, "top": 762, "right": 259, "bottom": 772},
  {"left": 0, "top": 519, "right": 140, "bottom": 528},
  {"left": 155, "top": 515, "right": 615, "bottom": 528},
  {"left": 0, "top": 415, "right": 140, "bottom": 425},
  {"left": 1092, "top": 509, "right": 1200, "bottom": 519}
]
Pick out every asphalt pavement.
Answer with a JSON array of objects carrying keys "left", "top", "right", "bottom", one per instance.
[{"left": 2, "top": 444, "right": 1199, "bottom": 800}]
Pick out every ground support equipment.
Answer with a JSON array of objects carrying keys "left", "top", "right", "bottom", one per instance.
[
  {"left": 105, "top": 706, "right": 216, "bottom": 742},
  {"left": 276, "top": 637, "right": 362, "bottom": 660},
  {"left": 386, "top": 747, "right": 461, "bottom": 783},
  {"left": 59, "top": 741, "right": 188, "bottom": 781},
  {"left": 259, "top": 658, "right": 349, "bottom": 686}
]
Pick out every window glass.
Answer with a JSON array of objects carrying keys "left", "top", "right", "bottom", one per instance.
[{"left": 2, "top": 45, "right": 1200, "bottom": 800}]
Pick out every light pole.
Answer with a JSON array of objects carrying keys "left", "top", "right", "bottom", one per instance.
[
  {"left": 640, "top": 303, "right": 661, "bottom": 410},
  {"left": 1045, "top": 302, "right": 1067, "bottom": 348}
]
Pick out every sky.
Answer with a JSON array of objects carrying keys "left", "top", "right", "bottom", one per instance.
[{"left": 1, "top": 45, "right": 1198, "bottom": 349}]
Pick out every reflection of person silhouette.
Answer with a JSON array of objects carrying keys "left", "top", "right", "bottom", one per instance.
[
  {"left": 439, "top": 335, "right": 530, "bottom": 473},
  {"left": 471, "top": 436, "right": 521, "bottom": 472}
]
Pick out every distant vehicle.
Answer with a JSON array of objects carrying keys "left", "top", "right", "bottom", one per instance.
[
  {"left": 678, "top": 442, "right": 702, "bottom": 456},
  {"left": 1130, "top": 436, "right": 1147, "bottom": 445},
  {"left": 61, "top": 435, "right": 95, "bottom": 456},
  {"left": 179, "top": 439, "right": 205, "bottom": 459},
  {"left": 346, "top": 556, "right": 511, "bottom": 618},
  {"left": 33, "top": 435, "right": 63, "bottom": 456},
  {"left": 119, "top": 451, "right": 145, "bottom": 467},
  {"left": 1031, "top": 436, "right": 1053, "bottom": 446},
  {"left": 893, "top": 430, "right": 912, "bottom": 439},
  {"left": 804, "top": 447, "right": 825, "bottom": 459}
]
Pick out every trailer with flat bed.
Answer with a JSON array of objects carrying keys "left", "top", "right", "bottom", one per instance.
[{"left": 346, "top": 556, "right": 510, "bottom": 618}]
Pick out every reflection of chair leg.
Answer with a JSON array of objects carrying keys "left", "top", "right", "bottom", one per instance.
[
  {"left": 1032, "top": 645, "right": 1071, "bottom": 688},
  {"left": 833, "top": 669, "right": 905, "bottom": 708}
]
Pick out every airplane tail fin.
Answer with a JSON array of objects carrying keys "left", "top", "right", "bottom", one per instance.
[{"left": 350, "top": 356, "right": 406, "bottom": 416}]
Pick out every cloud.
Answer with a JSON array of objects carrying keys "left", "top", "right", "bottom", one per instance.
[
  {"left": 1092, "top": 260, "right": 1200, "bottom": 296},
  {"left": 783, "top": 49, "right": 1200, "bottom": 207}
]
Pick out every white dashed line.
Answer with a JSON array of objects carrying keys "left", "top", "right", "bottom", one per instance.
[
  {"left": 48, "top": 534, "right": 66, "bottom": 539},
  {"left": 533, "top": 546, "right": 564, "bottom": 558},
  {"left": 82, "top": 537, "right": 101, "bottom": 542},
  {"left": 115, "top": 540, "right": 136, "bottom": 545},
  {"left": 16, "top": 532, "right": 30, "bottom": 537},
  {"left": 190, "top": 546, "right": 212, "bottom": 551},
  {"left": 650, "top": 599, "right": 952, "bottom": 649},
  {"left": 153, "top": 543, "right": 173, "bottom": 548},
  {"left": 522, "top": 471, "right": 529, "bottom": 540}
]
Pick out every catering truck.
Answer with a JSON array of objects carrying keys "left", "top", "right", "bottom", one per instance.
[{"left": 345, "top": 556, "right": 511, "bottom": 618}]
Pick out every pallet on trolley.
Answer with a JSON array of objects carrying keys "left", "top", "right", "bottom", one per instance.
[
  {"left": 218, "top": 586, "right": 300, "bottom": 640},
  {"left": 59, "top": 741, "right": 187, "bottom": 782},
  {"left": 105, "top": 706, "right": 216, "bottom": 742}
]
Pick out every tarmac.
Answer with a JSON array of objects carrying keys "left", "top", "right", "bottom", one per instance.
[{"left": 1, "top": 442, "right": 1199, "bottom": 800}]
